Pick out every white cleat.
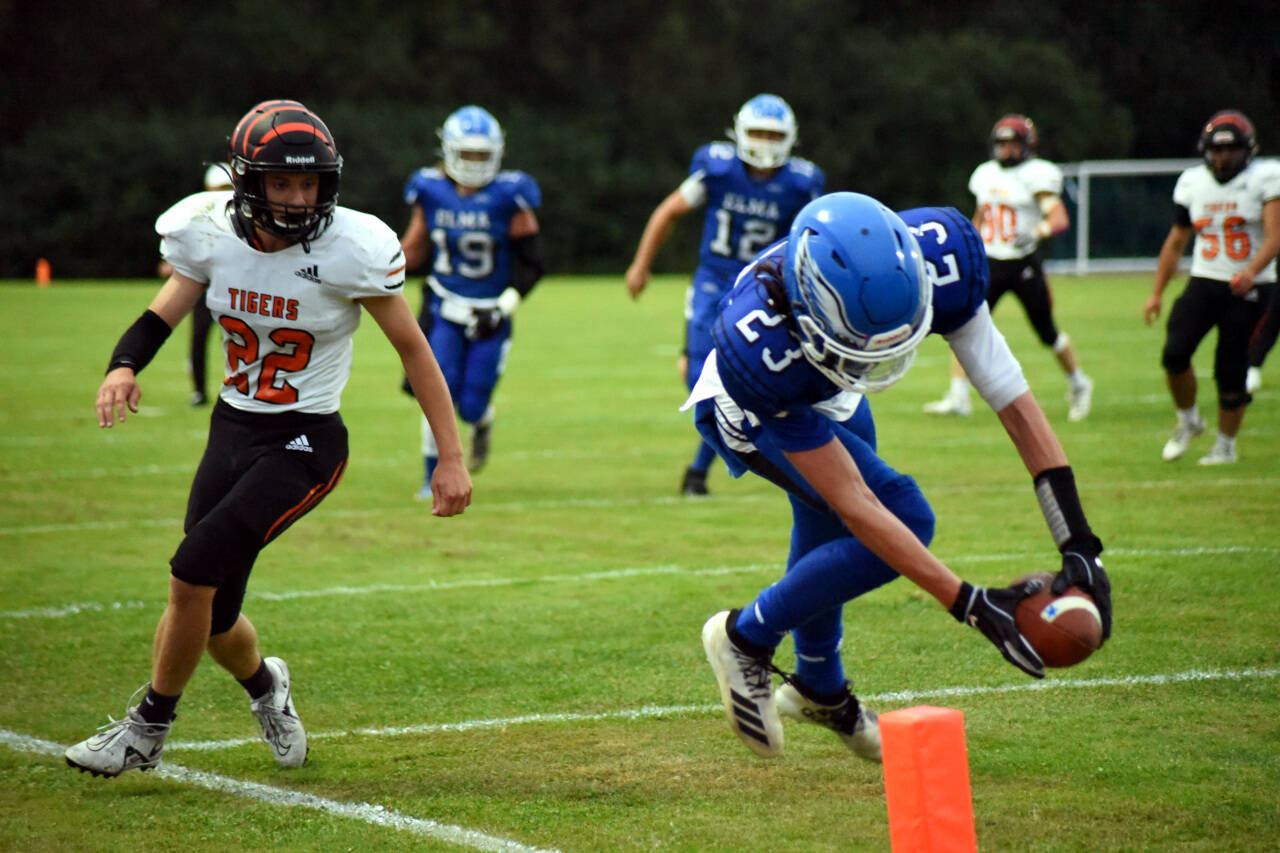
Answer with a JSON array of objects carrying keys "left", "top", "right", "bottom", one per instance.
[
  {"left": 1066, "top": 376, "right": 1093, "bottom": 422},
  {"left": 922, "top": 391, "right": 972, "bottom": 417},
  {"left": 1161, "top": 414, "right": 1206, "bottom": 461},
  {"left": 65, "top": 692, "right": 170, "bottom": 778},
  {"left": 251, "top": 657, "right": 308, "bottom": 767},
  {"left": 1197, "top": 442, "right": 1238, "bottom": 466},
  {"left": 776, "top": 681, "right": 882, "bottom": 763},
  {"left": 701, "top": 610, "right": 783, "bottom": 758}
]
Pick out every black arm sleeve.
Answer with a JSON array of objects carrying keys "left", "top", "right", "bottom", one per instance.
[
  {"left": 509, "top": 232, "right": 545, "bottom": 298},
  {"left": 1173, "top": 203, "right": 1192, "bottom": 228},
  {"left": 107, "top": 309, "right": 173, "bottom": 374}
]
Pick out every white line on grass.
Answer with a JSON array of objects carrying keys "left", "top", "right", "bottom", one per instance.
[
  {"left": 0, "top": 730, "right": 559, "bottom": 853},
  {"left": 5, "top": 476, "right": 1279, "bottom": 536},
  {"left": 3, "top": 545, "right": 1274, "bottom": 621},
  {"left": 163, "top": 666, "right": 1279, "bottom": 753}
]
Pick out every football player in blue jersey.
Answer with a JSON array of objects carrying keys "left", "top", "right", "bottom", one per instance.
[
  {"left": 626, "top": 94, "right": 825, "bottom": 496},
  {"left": 687, "top": 192, "right": 1110, "bottom": 762},
  {"left": 401, "top": 106, "right": 545, "bottom": 496}
]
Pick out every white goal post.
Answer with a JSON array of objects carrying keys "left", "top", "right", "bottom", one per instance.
[{"left": 1045, "top": 158, "right": 1199, "bottom": 276}]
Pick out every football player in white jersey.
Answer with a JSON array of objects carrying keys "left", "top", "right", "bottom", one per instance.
[
  {"left": 924, "top": 114, "right": 1094, "bottom": 422},
  {"left": 1144, "top": 110, "right": 1280, "bottom": 464},
  {"left": 66, "top": 100, "right": 471, "bottom": 779}
]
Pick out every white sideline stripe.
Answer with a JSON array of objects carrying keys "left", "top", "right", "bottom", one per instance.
[
  {"left": 3, "top": 546, "right": 1275, "bottom": 621},
  {"left": 0, "top": 730, "right": 559, "bottom": 853},
  {"left": 164, "top": 666, "right": 1278, "bottom": 753},
  {"left": 5, "top": 475, "right": 1280, "bottom": 536}
]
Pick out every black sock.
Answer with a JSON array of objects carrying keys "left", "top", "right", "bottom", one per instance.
[
  {"left": 138, "top": 686, "right": 180, "bottom": 724},
  {"left": 237, "top": 658, "right": 274, "bottom": 700}
]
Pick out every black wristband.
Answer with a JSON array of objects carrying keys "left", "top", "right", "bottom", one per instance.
[
  {"left": 1033, "top": 466, "right": 1098, "bottom": 552},
  {"left": 949, "top": 581, "right": 975, "bottom": 622},
  {"left": 107, "top": 309, "right": 172, "bottom": 375}
]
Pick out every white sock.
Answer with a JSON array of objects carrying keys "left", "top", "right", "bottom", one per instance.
[
  {"left": 1214, "top": 432, "right": 1236, "bottom": 452},
  {"left": 949, "top": 377, "right": 970, "bottom": 397},
  {"left": 1068, "top": 369, "right": 1089, "bottom": 391},
  {"left": 1176, "top": 405, "right": 1200, "bottom": 426}
]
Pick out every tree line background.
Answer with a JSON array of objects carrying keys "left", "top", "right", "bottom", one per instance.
[{"left": 2, "top": 0, "right": 1277, "bottom": 278}]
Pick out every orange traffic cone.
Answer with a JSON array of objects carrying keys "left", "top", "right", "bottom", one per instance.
[{"left": 35, "top": 258, "right": 51, "bottom": 287}]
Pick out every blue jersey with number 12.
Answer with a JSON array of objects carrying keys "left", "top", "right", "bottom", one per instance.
[{"left": 691, "top": 142, "right": 825, "bottom": 283}]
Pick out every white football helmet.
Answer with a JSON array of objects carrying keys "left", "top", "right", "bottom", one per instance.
[
  {"left": 440, "top": 105, "right": 504, "bottom": 188},
  {"left": 730, "top": 94, "right": 797, "bottom": 170}
]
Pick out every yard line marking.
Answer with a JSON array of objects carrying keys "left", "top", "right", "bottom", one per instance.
[
  {"left": 0, "top": 729, "right": 560, "bottom": 853},
  {"left": 163, "top": 666, "right": 1278, "bottom": 753},
  {"left": 3, "top": 546, "right": 1274, "bottom": 621},
  {"left": 4, "top": 476, "right": 1279, "bottom": 536}
]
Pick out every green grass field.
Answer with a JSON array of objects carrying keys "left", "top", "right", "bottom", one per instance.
[{"left": 1, "top": 274, "right": 1277, "bottom": 852}]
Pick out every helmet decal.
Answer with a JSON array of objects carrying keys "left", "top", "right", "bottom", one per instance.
[{"left": 782, "top": 193, "right": 933, "bottom": 393}]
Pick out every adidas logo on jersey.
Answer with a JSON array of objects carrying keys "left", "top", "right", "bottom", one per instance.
[
  {"left": 285, "top": 434, "right": 313, "bottom": 453},
  {"left": 294, "top": 265, "right": 321, "bottom": 283}
]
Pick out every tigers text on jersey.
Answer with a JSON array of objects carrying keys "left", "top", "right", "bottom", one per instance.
[
  {"left": 685, "top": 206, "right": 991, "bottom": 473},
  {"left": 681, "top": 141, "right": 825, "bottom": 282},
  {"left": 157, "top": 190, "right": 407, "bottom": 415},
  {"left": 1173, "top": 160, "right": 1280, "bottom": 283},
  {"left": 969, "top": 157, "right": 1063, "bottom": 260},
  {"left": 403, "top": 167, "right": 541, "bottom": 301}
]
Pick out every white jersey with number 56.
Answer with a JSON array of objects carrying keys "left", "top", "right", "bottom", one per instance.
[
  {"left": 1173, "top": 160, "right": 1280, "bottom": 284},
  {"left": 969, "top": 157, "right": 1063, "bottom": 260},
  {"left": 157, "top": 191, "right": 407, "bottom": 415}
]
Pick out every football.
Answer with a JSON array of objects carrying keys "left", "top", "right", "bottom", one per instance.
[{"left": 1013, "top": 571, "right": 1102, "bottom": 667}]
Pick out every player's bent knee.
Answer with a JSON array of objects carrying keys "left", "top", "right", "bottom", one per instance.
[
  {"left": 1220, "top": 391, "right": 1252, "bottom": 411},
  {"left": 1161, "top": 348, "right": 1192, "bottom": 375}
]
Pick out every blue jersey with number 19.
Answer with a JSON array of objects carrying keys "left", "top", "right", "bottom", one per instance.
[{"left": 403, "top": 167, "right": 541, "bottom": 300}]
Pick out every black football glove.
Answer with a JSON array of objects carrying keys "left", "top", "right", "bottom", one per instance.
[
  {"left": 466, "top": 308, "right": 506, "bottom": 341},
  {"left": 950, "top": 579, "right": 1045, "bottom": 679},
  {"left": 1052, "top": 537, "right": 1111, "bottom": 643}
]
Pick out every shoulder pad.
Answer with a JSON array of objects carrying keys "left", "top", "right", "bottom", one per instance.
[{"left": 898, "top": 206, "right": 989, "bottom": 335}]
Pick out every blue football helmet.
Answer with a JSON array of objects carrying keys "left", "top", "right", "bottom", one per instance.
[
  {"left": 440, "top": 106, "right": 504, "bottom": 188},
  {"left": 730, "top": 94, "right": 797, "bottom": 169},
  {"left": 783, "top": 192, "right": 933, "bottom": 393}
]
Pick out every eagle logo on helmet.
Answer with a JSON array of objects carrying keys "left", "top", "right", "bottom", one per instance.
[
  {"left": 227, "top": 99, "right": 342, "bottom": 249},
  {"left": 783, "top": 193, "right": 933, "bottom": 393},
  {"left": 990, "top": 114, "right": 1038, "bottom": 167},
  {"left": 1198, "top": 109, "right": 1258, "bottom": 183}
]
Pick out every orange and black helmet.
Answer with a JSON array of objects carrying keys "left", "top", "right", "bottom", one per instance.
[
  {"left": 989, "top": 114, "right": 1038, "bottom": 167},
  {"left": 1197, "top": 110, "right": 1257, "bottom": 183},
  {"left": 228, "top": 100, "right": 342, "bottom": 246}
]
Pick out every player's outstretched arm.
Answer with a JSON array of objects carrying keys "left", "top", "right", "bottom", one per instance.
[
  {"left": 360, "top": 293, "right": 472, "bottom": 517},
  {"left": 625, "top": 188, "right": 693, "bottom": 300},
  {"left": 784, "top": 437, "right": 1044, "bottom": 677},
  {"left": 995, "top": 392, "right": 1111, "bottom": 642},
  {"left": 96, "top": 272, "right": 204, "bottom": 427}
]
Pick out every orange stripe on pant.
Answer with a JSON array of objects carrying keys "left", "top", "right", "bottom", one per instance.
[{"left": 263, "top": 458, "right": 348, "bottom": 543}]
